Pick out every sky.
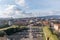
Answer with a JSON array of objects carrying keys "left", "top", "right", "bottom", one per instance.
[{"left": 0, "top": 0, "right": 60, "bottom": 18}]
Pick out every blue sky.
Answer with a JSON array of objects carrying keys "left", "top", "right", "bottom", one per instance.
[{"left": 0, "top": 0, "right": 60, "bottom": 18}]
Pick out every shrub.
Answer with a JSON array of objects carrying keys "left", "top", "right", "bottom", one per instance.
[{"left": 0, "top": 31, "right": 6, "bottom": 37}]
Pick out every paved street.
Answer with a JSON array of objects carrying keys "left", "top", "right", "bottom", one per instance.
[{"left": 7, "top": 26, "right": 44, "bottom": 40}]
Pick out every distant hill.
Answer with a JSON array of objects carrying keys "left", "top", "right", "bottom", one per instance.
[{"left": 38, "top": 15, "right": 60, "bottom": 19}]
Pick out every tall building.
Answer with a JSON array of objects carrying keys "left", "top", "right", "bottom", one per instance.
[{"left": 8, "top": 21, "right": 12, "bottom": 26}]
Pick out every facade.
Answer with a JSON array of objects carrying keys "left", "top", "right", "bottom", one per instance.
[
  {"left": 43, "top": 21, "right": 49, "bottom": 26},
  {"left": 53, "top": 24, "right": 60, "bottom": 32},
  {"left": 8, "top": 21, "right": 12, "bottom": 26},
  {"left": 49, "top": 20, "right": 60, "bottom": 32},
  {"left": 14, "top": 20, "right": 28, "bottom": 26}
]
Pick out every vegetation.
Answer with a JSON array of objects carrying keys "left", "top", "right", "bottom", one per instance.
[
  {"left": 0, "top": 31, "right": 6, "bottom": 37},
  {"left": 0, "top": 25, "right": 28, "bottom": 31},
  {"left": 43, "top": 33, "right": 46, "bottom": 40},
  {"left": 43, "top": 26, "right": 58, "bottom": 40},
  {"left": 0, "top": 25, "right": 28, "bottom": 35},
  {"left": 50, "top": 28, "right": 60, "bottom": 40}
]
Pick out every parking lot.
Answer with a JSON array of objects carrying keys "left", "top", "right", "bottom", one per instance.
[
  {"left": 31, "top": 27, "right": 43, "bottom": 40},
  {"left": 7, "top": 26, "right": 44, "bottom": 40}
]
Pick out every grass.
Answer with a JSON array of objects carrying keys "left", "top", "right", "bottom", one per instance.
[
  {"left": 43, "top": 26, "right": 58, "bottom": 40},
  {"left": 43, "top": 33, "right": 46, "bottom": 40},
  {"left": 0, "top": 25, "right": 28, "bottom": 31},
  {"left": 0, "top": 25, "right": 17, "bottom": 31}
]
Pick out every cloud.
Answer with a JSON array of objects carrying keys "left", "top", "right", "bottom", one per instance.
[
  {"left": 0, "top": 4, "right": 28, "bottom": 18},
  {"left": 4, "top": 5, "right": 16, "bottom": 16},
  {"left": 15, "top": 0, "right": 26, "bottom": 7},
  {"left": 15, "top": 0, "right": 29, "bottom": 9},
  {"left": 1, "top": 7, "right": 60, "bottom": 18},
  {"left": 0, "top": 4, "right": 60, "bottom": 18},
  {"left": 29, "top": 10, "right": 60, "bottom": 17},
  {"left": 0, "top": 13, "right": 11, "bottom": 18},
  {"left": 5, "top": 5, "right": 16, "bottom": 10},
  {"left": 0, "top": 5, "right": 27, "bottom": 18},
  {"left": 0, "top": 5, "right": 16, "bottom": 18}
]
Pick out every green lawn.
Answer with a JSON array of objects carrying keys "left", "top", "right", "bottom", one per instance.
[
  {"left": 0, "top": 25, "right": 28, "bottom": 31},
  {"left": 43, "top": 34, "right": 46, "bottom": 40},
  {"left": 43, "top": 26, "right": 58, "bottom": 40}
]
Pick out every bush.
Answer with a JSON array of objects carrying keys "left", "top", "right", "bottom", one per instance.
[
  {"left": 0, "top": 31, "right": 6, "bottom": 37},
  {"left": 4, "top": 28, "right": 17, "bottom": 35},
  {"left": 4, "top": 26, "right": 28, "bottom": 35}
]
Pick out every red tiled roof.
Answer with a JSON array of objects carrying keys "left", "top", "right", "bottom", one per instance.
[{"left": 54, "top": 24, "right": 60, "bottom": 26}]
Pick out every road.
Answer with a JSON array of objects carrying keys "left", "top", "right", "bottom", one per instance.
[{"left": 7, "top": 25, "right": 44, "bottom": 40}]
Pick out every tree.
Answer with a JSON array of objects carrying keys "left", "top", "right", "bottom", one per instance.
[{"left": 0, "top": 31, "right": 6, "bottom": 37}]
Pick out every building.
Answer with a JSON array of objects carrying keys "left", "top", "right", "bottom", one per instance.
[
  {"left": 53, "top": 24, "right": 60, "bottom": 32},
  {"left": 8, "top": 21, "right": 12, "bottom": 26},
  {"left": 14, "top": 19, "right": 28, "bottom": 26},
  {"left": 43, "top": 21, "right": 49, "bottom": 26},
  {"left": 50, "top": 21, "right": 60, "bottom": 32}
]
